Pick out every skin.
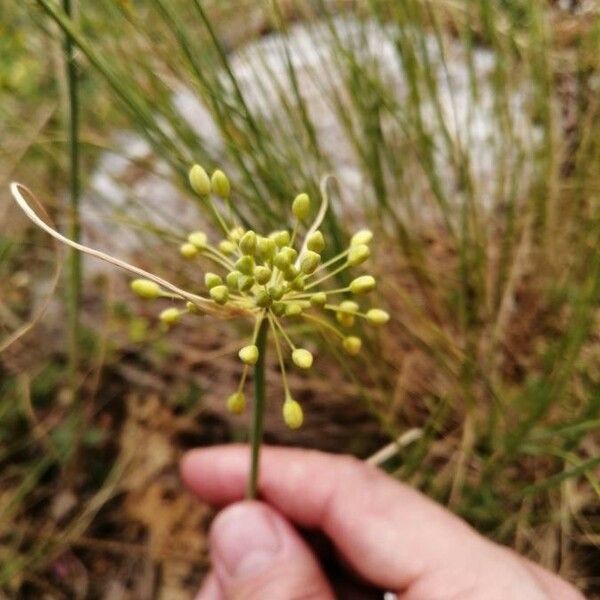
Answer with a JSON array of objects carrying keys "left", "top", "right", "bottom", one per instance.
[{"left": 180, "top": 445, "right": 585, "bottom": 600}]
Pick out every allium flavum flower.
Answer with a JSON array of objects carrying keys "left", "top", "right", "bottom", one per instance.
[{"left": 131, "top": 164, "right": 390, "bottom": 429}]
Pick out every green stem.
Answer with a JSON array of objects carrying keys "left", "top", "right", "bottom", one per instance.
[
  {"left": 247, "top": 317, "right": 268, "bottom": 499},
  {"left": 63, "top": 0, "right": 81, "bottom": 402}
]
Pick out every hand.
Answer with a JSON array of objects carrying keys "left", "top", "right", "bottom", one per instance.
[{"left": 181, "top": 445, "right": 584, "bottom": 600}]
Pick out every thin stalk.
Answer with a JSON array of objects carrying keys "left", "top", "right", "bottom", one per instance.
[
  {"left": 305, "top": 262, "right": 349, "bottom": 290},
  {"left": 63, "top": 0, "right": 81, "bottom": 403},
  {"left": 247, "top": 317, "right": 268, "bottom": 499},
  {"left": 268, "top": 313, "right": 290, "bottom": 395}
]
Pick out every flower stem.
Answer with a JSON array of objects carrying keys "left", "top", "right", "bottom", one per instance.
[
  {"left": 63, "top": 0, "right": 81, "bottom": 400},
  {"left": 247, "top": 317, "right": 268, "bottom": 499}
]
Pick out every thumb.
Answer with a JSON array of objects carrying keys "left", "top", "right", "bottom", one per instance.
[{"left": 208, "top": 501, "right": 334, "bottom": 600}]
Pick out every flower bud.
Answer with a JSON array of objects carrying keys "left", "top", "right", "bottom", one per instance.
[
  {"left": 204, "top": 272, "right": 223, "bottom": 289},
  {"left": 159, "top": 307, "right": 181, "bottom": 325},
  {"left": 337, "top": 313, "right": 354, "bottom": 327},
  {"left": 257, "top": 236, "right": 276, "bottom": 261},
  {"left": 336, "top": 300, "right": 359, "bottom": 327},
  {"left": 306, "top": 230, "right": 325, "bottom": 253},
  {"left": 285, "top": 302, "right": 303, "bottom": 316},
  {"left": 348, "top": 243, "right": 370, "bottom": 266},
  {"left": 229, "top": 226, "right": 245, "bottom": 242},
  {"left": 219, "top": 239, "right": 237, "bottom": 255},
  {"left": 186, "top": 301, "right": 201, "bottom": 314},
  {"left": 254, "top": 265, "right": 272, "bottom": 285},
  {"left": 291, "top": 275, "right": 305, "bottom": 291},
  {"left": 227, "top": 391, "right": 246, "bottom": 414},
  {"left": 343, "top": 336, "right": 362, "bottom": 355},
  {"left": 340, "top": 300, "right": 359, "bottom": 313},
  {"left": 282, "top": 247, "right": 298, "bottom": 262},
  {"left": 351, "top": 229, "right": 373, "bottom": 246},
  {"left": 239, "top": 344, "right": 259, "bottom": 365},
  {"left": 226, "top": 271, "right": 240, "bottom": 290},
  {"left": 131, "top": 279, "right": 162, "bottom": 299},
  {"left": 271, "top": 301, "right": 286, "bottom": 316},
  {"left": 180, "top": 243, "right": 199, "bottom": 259},
  {"left": 300, "top": 250, "right": 321, "bottom": 275},
  {"left": 188, "top": 231, "right": 208, "bottom": 249},
  {"left": 292, "top": 348, "right": 313, "bottom": 369},
  {"left": 211, "top": 169, "right": 230, "bottom": 198},
  {"left": 239, "top": 230, "right": 257, "bottom": 255},
  {"left": 235, "top": 255, "right": 254, "bottom": 276},
  {"left": 270, "top": 230, "right": 291, "bottom": 248},
  {"left": 366, "top": 308, "right": 390, "bottom": 326},
  {"left": 254, "top": 290, "right": 271, "bottom": 308},
  {"left": 283, "top": 397, "right": 304, "bottom": 429},
  {"left": 189, "top": 164, "right": 211, "bottom": 196},
  {"left": 210, "top": 285, "right": 229, "bottom": 304},
  {"left": 273, "top": 250, "right": 292, "bottom": 271},
  {"left": 310, "top": 292, "right": 327, "bottom": 307},
  {"left": 283, "top": 265, "right": 300, "bottom": 282},
  {"left": 268, "top": 284, "right": 285, "bottom": 300},
  {"left": 292, "top": 193, "right": 310, "bottom": 220},
  {"left": 238, "top": 275, "right": 255, "bottom": 292},
  {"left": 350, "top": 275, "right": 376, "bottom": 294}
]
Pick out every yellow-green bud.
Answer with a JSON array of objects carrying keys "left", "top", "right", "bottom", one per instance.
[
  {"left": 229, "top": 226, "right": 245, "bottom": 242},
  {"left": 337, "top": 300, "right": 359, "bottom": 327},
  {"left": 292, "top": 193, "right": 310, "bottom": 220},
  {"left": 343, "top": 336, "right": 362, "bottom": 355},
  {"left": 283, "top": 397, "right": 304, "bottom": 429},
  {"left": 340, "top": 300, "right": 359, "bottom": 313},
  {"left": 235, "top": 255, "right": 254, "bottom": 275},
  {"left": 239, "top": 344, "right": 259, "bottom": 365},
  {"left": 348, "top": 243, "right": 370, "bottom": 266},
  {"left": 180, "top": 243, "right": 199, "bottom": 259},
  {"left": 268, "top": 284, "right": 285, "bottom": 300},
  {"left": 257, "top": 236, "right": 276, "bottom": 261},
  {"left": 300, "top": 250, "right": 321, "bottom": 275},
  {"left": 366, "top": 308, "right": 390, "bottom": 326},
  {"left": 131, "top": 279, "right": 162, "bottom": 299},
  {"left": 351, "top": 229, "right": 373, "bottom": 246},
  {"left": 273, "top": 250, "right": 292, "bottom": 271},
  {"left": 188, "top": 231, "right": 208, "bottom": 249},
  {"left": 238, "top": 275, "right": 255, "bottom": 292},
  {"left": 271, "top": 301, "right": 286, "bottom": 316},
  {"left": 239, "top": 230, "right": 257, "bottom": 255},
  {"left": 254, "top": 290, "right": 271, "bottom": 308},
  {"left": 226, "top": 271, "right": 241, "bottom": 290},
  {"left": 310, "top": 292, "right": 327, "bottom": 307},
  {"left": 291, "top": 275, "right": 305, "bottom": 291},
  {"left": 227, "top": 391, "right": 246, "bottom": 415},
  {"left": 211, "top": 169, "right": 230, "bottom": 198},
  {"left": 204, "top": 272, "right": 223, "bottom": 289},
  {"left": 270, "top": 230, "right": 291, "bottom": 248},
  {"left": 292, "top": 348, "right": 313, "bottom": 369},
  {"left": 210, "top": 285, "right": 229, "bottom": 304},
  {"left": 186, "top": 301, "right": 201, "bottom": 314},
  {"left": 219, "top": 239, "right": 237, "bottom": 255},
  {"left": 189, "top": 164, "right": 211, "bottom": 196},
  {"left": 159, "top": 307, "right": 181, "bottom": 325},
  {"left": 282, "top": 247, "right": 298, "bottom": 262},
  {"left": 306, "top": 230, "right": 325, "bottom": 253},
  {"left": 350, "top": 275, "right": 376, "bottom": 294},
  {"left": 254, "top": 266, "right": 272, "bottom": 285},
  {"left": 283, "top": 265, "right": 300, "bottom": 282},
  {"left": 285, "top": 302, "right": 303, "bottom": 316}
]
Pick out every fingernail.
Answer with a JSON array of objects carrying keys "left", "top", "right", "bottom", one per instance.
[{"left": 211, "top": 502, "right": 281, "bottom": 578}]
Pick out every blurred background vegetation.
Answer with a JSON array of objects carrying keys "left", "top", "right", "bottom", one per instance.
[{"left": 1, "top": 0, "right": 599, "bottom": 597}]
